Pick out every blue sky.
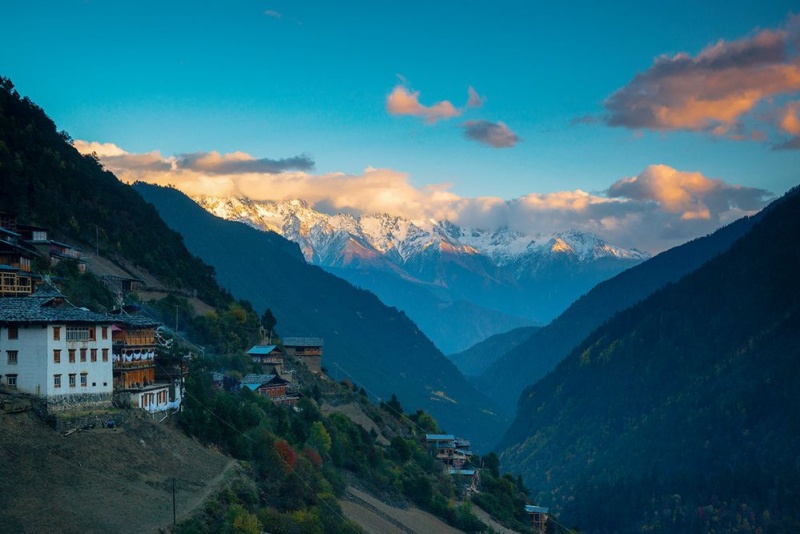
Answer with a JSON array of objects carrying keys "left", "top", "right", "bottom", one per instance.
[{"left": 2, "top": 1, "right": 799, "bottom": 251}]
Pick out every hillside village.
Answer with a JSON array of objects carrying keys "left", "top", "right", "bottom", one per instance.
[{"left": 0, "top": 209, "right": 553, "bottom": 533}]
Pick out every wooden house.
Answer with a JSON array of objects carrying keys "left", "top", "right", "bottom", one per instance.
[
  {"left": 282, "top": 337, "right": 323, "bottom": 374},
  {"left": 525, "top": 505, "right": 550, "bottom": 534},
  {"left": 247, "top": 344, "right": 285, "bottom": 374},
  {"left": 0, "top": 226, "right": 39, "bottom": 297},
  {"left": 109, "top": 306, "right": 176, "bottom": 412},
  {"left": 240, "top": 373, "right": 298, "bottom": 406}
]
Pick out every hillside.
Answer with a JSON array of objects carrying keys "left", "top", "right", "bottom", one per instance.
[
  {"left": 497, "top": 187, "right": 800, "bottom": 532},
  {"left": 448, "top": 326, "right": 539, "bottom": 377},
  {"left": 477, "top": 208, "right": 762, "bottom": 414},
  {"left": 134, "top": 182, "right": 507, "bottom": 452},
  {"left": 0, "top": 78, "right": 228, "bottom": 307},
  {"left": 0, "top": 411, "right": 237, "bottom": 534}
]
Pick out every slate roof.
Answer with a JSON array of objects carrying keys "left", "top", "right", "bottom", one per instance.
[
  {"left": 240, "top": 373, "right": 288, "bottom": 387},
  {"left": 524, "top": 505, "right": 549, "bottom": 514},
  {"left": 108, "top": 307, "right": 161, "bottom": 328},
  {"left": 0, "top": 293, "right": 112, "bottom": 324}
]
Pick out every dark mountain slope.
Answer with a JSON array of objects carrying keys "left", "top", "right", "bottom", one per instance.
[
  {"left": 134, "top": 183, "right": 507, "bottom": 452},
  {"left": 498, "top": 186, "right": 800, "bottom": 532},
  {"left": 478, "top": 209, "right": 762, "bottom": 414},
  {"left": 448, "top": 325, "right": 540, "bottom": 377},
  {"left": 0, "top": 78, "right": 226, "bottom": 305}
]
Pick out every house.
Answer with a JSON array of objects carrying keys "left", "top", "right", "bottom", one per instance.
[
  {"left": 100, "top": 274, "right": 144, "bottom": 295},
  {"left": 449, "top": 468, "right": 479, "bottom": 492},
  {"left": 240, "top": 373, "right": 298, "bottom": 406},
  {"left": 0, "top": 289, "right": 114, "bottom": 411},
  {"left": 282, "top": 337, "right": 323, "bottom": 374},
  {"left": 47, "top": 240, "right": 86, "bottom": 273},
  {"left": 525, "top": 504, "right": 550, "bottom": 533},
  {"left": 109, "top": 305, "right": 177, "bottom": 412},
  {"left": 247, "top": 344, "right": 285, "bottom": 374},
  {"left": 0, "top": 226, "right": 40, "bottom": 297},
  {"left": 425, "top": 433, "right": 474, "bottom": 469}
]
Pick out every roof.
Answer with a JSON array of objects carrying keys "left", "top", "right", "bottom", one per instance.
[
  {"left": 247, "top": 345, "right": 279, "bottom": 355},
  {"left": 425, "top": 434, "right": 455, "bottom": 441},
  {"left": 448, "top": 469, "right": 477, "bottom": 476},
  {"left": 108, "top": 307, "right": 162, "bottom": 328},
  {"left": 525, "top": 505, "right": 549, "bottom": 514},
  {"left": 0, "top": 293, "right": 112, "bottom": 325},
  {"left": 282, "top": 337, "right": 324, "bottom": 347},
  {"left": 241, "top": 373, "right": 288, "bottom": 387}
]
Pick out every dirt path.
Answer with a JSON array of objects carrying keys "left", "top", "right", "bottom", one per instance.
[
  {"left": 175, "top": 459, "right": 239, "bottom": 525},
  {"left": 340, "top": 487, "right": 463, "bottom": 534}
]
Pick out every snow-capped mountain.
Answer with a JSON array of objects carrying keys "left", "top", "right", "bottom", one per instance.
[{"left": 194, "top": 196, "right": 649, "bottom": 353}]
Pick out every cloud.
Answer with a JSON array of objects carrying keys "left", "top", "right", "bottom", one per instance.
[
  {"left": 467, "top": 86, "right": 485, "bottom": 108},
  {"left": 386, "top": 85, "right": 462, "bottom": 124},
  {"left": 175, "top": 151, "right": 314, "bottom": 174},
  {"left": 570, "top": 114, "right": 600, "bottom": 126},
  {"left": 264, "top": 10, "right": 282, "bottom": 18},
  {"left": 604, "top": 15, "right": 800, "bottom": 140},
  {"left": 74, "top": 140, "right": 771, "bottom": 253},
  {"left": 462, "top": 120, "right": 520, "bottom": 148},
  {"left": 607, "top": 164, "right": 771, "bottom": 221}
]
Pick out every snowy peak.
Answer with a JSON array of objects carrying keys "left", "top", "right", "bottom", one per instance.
[{"left": 192, "top": 196, "right": 649, "bottom": 271}]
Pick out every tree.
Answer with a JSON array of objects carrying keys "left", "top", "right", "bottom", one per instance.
[
  {"left": 308, "top": 421, "right": 332, "bottom": 455},
  {"left": 261, "top": 308, "right": 277, "bottom": 341}
]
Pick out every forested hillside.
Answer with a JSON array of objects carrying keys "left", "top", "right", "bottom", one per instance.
[
  {"left": 498, "top": 187, "right": 800, "bottom": 533},
  {"left": 0, "top": 78, "right": 228, "bottom": 307},
  {"left": 478, "top": 208, "right": 762, "bottom": 415}
]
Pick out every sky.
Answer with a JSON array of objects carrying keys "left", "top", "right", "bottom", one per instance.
[{"left": 2, "top": 1, "right": 799, "bottom": 253}]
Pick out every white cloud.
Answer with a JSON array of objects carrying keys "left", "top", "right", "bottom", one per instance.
[{"left": 74, "top": 140, "right": 771, "bottom": 253}]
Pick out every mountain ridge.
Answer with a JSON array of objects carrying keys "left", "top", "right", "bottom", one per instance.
[{"left": 194, "top": 195, "right": 648, "bottom": 353}]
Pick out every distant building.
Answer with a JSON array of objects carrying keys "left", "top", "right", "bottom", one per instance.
[
  {"left": 240, "top": 373, "right": 298, "bottom": 406},
  {"left": 425, "top": 434, "right": 473, "bottom": 469},
  {"left": 0, "top": 290, "right": 113, "bottom": 410},
  {"left": 282, "top": 337, "right": 323, "bottom": 374},
  {"left": 247, "top": 344, "right": 285, "bottom": 374}
]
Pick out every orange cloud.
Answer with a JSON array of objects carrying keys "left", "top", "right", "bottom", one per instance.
[
  {"left": 386, "top": 85, "right": 462, "bottom": 124},
  {"left": 779, "top": 101, "right": 800, "bottom": 135},
  {"left": 605, "top": 16, "right": 800, "bottom": 140},
  {"left": 75, "top": 140, "right": 771, "bottom": 253}
]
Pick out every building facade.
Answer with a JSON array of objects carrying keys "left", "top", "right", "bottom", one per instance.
[{"left": 0, "top": 292, "right": 113, "bottom": 407}]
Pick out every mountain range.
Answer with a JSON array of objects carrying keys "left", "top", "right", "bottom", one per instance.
[
  {"left": 497, "top": 187, "right": 800, "bottom": 532},
  {"left": 135, "top": 184, "right": 508, "bottom": 452},
  {"left": 194, "top": 196, "right": 649, "bottom": 353}
]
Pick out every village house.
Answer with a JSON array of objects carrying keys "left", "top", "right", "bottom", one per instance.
[
  {"left": 0, "top": 289, "right": 114, "bottom": 410},
  {"left": 247, "top": 343, "right": 285, "bottom": 374},
  {"left": 0, "top": 225, "right": 39, "bottom": 297},
  {"left": 240, "top": 373, "right": 298, "bottom": 406},
  {"left": 424, "top": 433, "right": 474, "bottom": 469},
  {"left": 282, "top": 337, "right": 323, "bottom": 374},
  {"left": 109, "top": 305, "right": 178, "bottom": 413}
]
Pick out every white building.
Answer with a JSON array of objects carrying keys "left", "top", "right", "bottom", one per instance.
[{"left": 0, "top": 290, "right": 113, "bottom": 404}]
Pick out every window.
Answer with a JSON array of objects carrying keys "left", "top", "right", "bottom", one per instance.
[
  {"left": 53, "top": 326, "right": 61, "bottom": 341},
  {"left": 54, "top": 375, "right": 62, "bottom": 389},
  {"left": 91, "top": 349, "right": 97, "bottom": 362},
  {"left": 53, "top": 349, "right": 61, "bottom": 364},
  {"left": 68, "top": 349, "right": 76, "bottom": 363},
  {"left": 7, "top": 351, "right": 18, "bottom": 365},
  {"left": 66, "top": 327, "right": 91, "bottom": 341},
  {"left": 80, "top": 348, "right": 87, "bottom": 362},
  {"left": 101, "top": 326, "right": 108, "bottom": 340},
  {"left": 68, "top": 374, "right": 76, "bottom": 388},
  {"left": 8, "top": 326, "right": 18, "bottom": 340},
  {"left": 88, "top": 327, "right": 96, "bottom": 341},
  {"left": 7, "top": 374, "right": 17, "bottom": 388},
  {"left": 102, "top": 348, "right": 109, "bottom": 362},
  {"left": 80, "top": 373, "right": 87, "bottom": 387}
]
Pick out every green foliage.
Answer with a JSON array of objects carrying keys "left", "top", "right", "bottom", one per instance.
[{"left": 49, "top": 261, "right": 115, "bottom": 310}]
